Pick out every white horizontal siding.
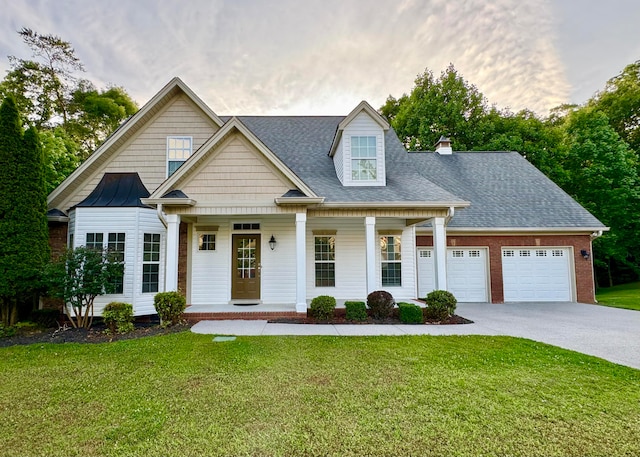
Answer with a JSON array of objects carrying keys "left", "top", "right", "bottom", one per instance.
[
  {"left": 72, "top": 207, "right": 165, "bottom": 317},
  {"left": 333, "top": 136, "right": 344, "bottom": 184},
  {"left": 375, "top": 223, "right": 417, "bottom": 301},
  {"left": 190, "top": 223, "right": 231, "bottom": 305}
]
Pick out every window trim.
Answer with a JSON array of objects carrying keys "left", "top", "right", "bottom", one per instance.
[
  {"left": 350, "top": 135, "right": 378, "bottom": 182},
  {"left": 380, "top": 235, "right": 402, "bottom": 287},
  {"left": 198, "top": 232, "right": 216, "bottom": 251},
  {"left": 166, "top": 136, "right": 193, "bottom": 177},
  {"left": 142, "top": 233, "right": 161, "bottom": 293},
  {"left": 314, "top": 235, "right": 336, "bottom": 288}
]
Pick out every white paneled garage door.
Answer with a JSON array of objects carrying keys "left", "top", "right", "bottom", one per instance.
[
  {"left": 417, "top": 248, "right": 489, "bottom": 302},
  {"left": 502, "top": 248, "right": 573, "bottom": 301}
]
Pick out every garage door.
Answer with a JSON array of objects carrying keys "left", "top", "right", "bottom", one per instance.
[
  {"left": 502, "top": 248, "right": 572, "bottom": 301},
  {"left": 417, "top": 248, "right": 488, "bottom": 302}
]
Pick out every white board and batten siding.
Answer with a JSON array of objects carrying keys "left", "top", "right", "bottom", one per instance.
[
  {"left": 306, "top": 219, "right": 416, "bottom": 301},
  {"left": 70, "top": 207, "right": 166, "bottom": 316},
  {"left": 189, "top": 217, "right": 297, "bottom": 306},
  {"left": 342, "top": 112, "right": 386, "bottom": 186},
  {"left": 502, "top": 247, "right": 574, "bottom": 302},
  {"left": 417, "top": 247, "right": 490, "bottom": 302}
]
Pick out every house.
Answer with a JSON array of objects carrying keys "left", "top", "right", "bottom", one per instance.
[{"left": 46, "top": 78, "right": 607, "bottom": 317}]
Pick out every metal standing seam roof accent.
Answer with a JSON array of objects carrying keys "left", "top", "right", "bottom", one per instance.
[{"left": 73, "top": 173, "right": 151, "bottom": 208}]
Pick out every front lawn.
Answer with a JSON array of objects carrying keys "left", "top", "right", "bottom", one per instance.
[
  {"left": 596, "top": 281, "right": 640, "bottom": 311},
  {"left": 1, "top": 332, "right": 639, "bottom": 457}
]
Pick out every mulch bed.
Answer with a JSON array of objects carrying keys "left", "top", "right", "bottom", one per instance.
[
  {"left": 0, "top": 320, "right": 191, "bottom": 348},
  {"left": 269, "top": 308, "right": 473, "bottom": 325}
]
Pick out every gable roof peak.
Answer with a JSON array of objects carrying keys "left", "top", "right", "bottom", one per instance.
[{"left": 329, "top": 100, "right": 390, "bottom": 157}]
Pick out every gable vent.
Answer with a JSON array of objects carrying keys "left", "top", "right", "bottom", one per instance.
[{"left": 435, "top": 136, "right": 452, "bottom": 155}]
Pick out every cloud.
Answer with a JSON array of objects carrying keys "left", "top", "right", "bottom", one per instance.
[{"left": 0, "top": 0, "right": 571, "bottom": 116}]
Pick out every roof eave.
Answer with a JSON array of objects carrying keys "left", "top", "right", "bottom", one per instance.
[
  {"left": 275, "top": 197, "right": 325, "bottom": 205},
  {"left": 140, "top": 198, "right": 196, "bottom": 207},
  {"left": 320, "top": 201, "right": 470, "bottom": 209}
]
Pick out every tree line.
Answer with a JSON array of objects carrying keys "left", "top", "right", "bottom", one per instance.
[{"left": 381, "top": 64, "right": 640, "bottom": 287}]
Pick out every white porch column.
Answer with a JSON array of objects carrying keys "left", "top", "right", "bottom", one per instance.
[
  {"left": 295, "top": 213, "right": 307, "bottom": 313},
  {"left": 433, "top": 216, "right": 447, "bottom": 290},
  {"left": 165, "top": 214, "right": 180, "bottom": 292},
  {"left": 365, "top": 216, "right": 376, "bottom": 294}
]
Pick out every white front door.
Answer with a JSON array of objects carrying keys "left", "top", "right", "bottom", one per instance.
[
  {"left": 502, "top": 247, "right": 573, "bottom": 301},
  {"left": 417, "top": 247, "right": 489, "bottom": 302}
]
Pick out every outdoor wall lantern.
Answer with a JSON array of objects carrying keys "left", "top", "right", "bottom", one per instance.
[
  {"left": 269, "top": 235, "right": 277, "bottom": 251},
  {"left": 581, "top": 249, "right": 590, "bottom": 260}
]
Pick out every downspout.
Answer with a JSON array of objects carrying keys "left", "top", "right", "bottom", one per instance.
[
  {"left": 445, "top": 206, "right": 455, "bottom": 226},
  {"left": 156, "top": 203, "right": 168, "bottom": 229}
]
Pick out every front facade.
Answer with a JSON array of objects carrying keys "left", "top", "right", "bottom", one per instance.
[{"left": 47, "top": 78, "right": 606, "bottom": 316}]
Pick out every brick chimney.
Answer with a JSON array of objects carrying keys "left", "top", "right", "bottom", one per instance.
[{"left": 435, "top": 136, "right": 452, "bottom": 155}]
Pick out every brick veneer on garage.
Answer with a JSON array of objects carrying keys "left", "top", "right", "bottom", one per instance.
[
  {"left": 48, "top": 222, "right": 68, "bottom": 260},
  {"left": 416, "top": 234, "right": 596, "bottom": 304}
]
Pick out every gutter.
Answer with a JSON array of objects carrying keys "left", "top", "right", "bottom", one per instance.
[
  {"left": 445, "top": 206, "right": 455, "bottom": 225},
  {"left": 156, "top": 203, "right": 168, "bottom": 229}
]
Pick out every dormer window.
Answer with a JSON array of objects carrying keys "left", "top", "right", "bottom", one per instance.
[
  {"left": 167, "top": 136, "right": 192, "bottom": 177},
  {"left": 351, "top": 136, "right": 377, "bottom": 181}
]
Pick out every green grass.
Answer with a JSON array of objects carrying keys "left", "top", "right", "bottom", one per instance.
[
  {"left": 596, "top": 281, "right": 640, "bottom": 310},
  {"left": 1, "top": 332, "right": 639, "bottom": 457}
]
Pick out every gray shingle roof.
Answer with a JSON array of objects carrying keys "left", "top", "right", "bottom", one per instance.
[
  {"left": 408, "top": 151, "right": 605, "bottom": 229},
  {"left": 235, "top": 116, "right": 465, "bottom": 204},
  {"left": 220, "top": 116, "right": 604, "bottom": 230}
]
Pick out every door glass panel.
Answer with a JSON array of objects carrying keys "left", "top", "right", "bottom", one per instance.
[{"left": 237, "top": 238, "right": 256, "bottom": 279}]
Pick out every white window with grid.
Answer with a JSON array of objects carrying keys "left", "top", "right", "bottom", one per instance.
[
  {"left": 314, "top": 236, "right": 336, "bottom": 287},
  {"left": 167, "top": 136, "right": 192, "bottom": 177},
  {"left": 351, "top": 136, "right": 377, "bottom": 181},
  {"left": 381, "top": 236, "right": 401, "bottom": 287}
]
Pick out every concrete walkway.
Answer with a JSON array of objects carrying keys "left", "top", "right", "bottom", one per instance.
[{"left": 191, "top": 302, "right": 640, "bottom": 370}]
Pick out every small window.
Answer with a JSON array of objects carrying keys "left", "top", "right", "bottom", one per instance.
[
  {"left": 351, "top": 136, "right": 377, "bottom": 181},
  {"left": 469, "top": 250, "right": 481, "bottom": 258},
  {"left": 503, "top": 250, "right": 515, "bottom": 257},
  {"left": 167, "top": 136, "right": 192, "bottom": 177},
  {"left": 198, "top": 233, "right": 216, "bottom": 251},
  {"left": 86, "top": 233, "right": 103, "bottom": 250},
  {"left": 536, "top": 250, "right": 547, "bottom": 257},
  {"left": 519, "top": 250, "right": 531, "bottom": 257},
  {"left": 108, "top": 233, "right": 126, "bottom": 294},
  {"left": 452, "top": 250, "right": 464, "bottom": 258},
  {"left": 233, "top": 223, "right": 260, "bottom": 230},
  {"left": 381, "top": 236, "right": 401, "bottom": 287},
  {"left": 142, "top": 233, "right": 161, "bottom": 293},
  {"left": 315, "top": 236, "right": 335, "bottom": 287},
  {"left": 419, "top": 250, "right": 432, "bottom": 258},
  {"left": 552, "top": 249, "right": 564, "bottom": 257}
]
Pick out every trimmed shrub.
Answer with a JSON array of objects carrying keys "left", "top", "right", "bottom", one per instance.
[
  {"left": 102, "top": 302, "right": 134, "bottom": 334},
  {"left": 309, "top": 295, "right": 336, "bottom": 321},
  {"left": 424, "top": 290, "right": 457, "bottom": 321},
  {"left": 367, "top": 290, "right": 395, "bottom": 319},
  {"left": 154, "top": 291, "right": 187, "bottom": 327},
  {"left": 398, "top": 302, "right": 424, "bottom": 324},
  {"left": 345, "top": 301, "right": 367, "bottom": 321},
  {"left": 30, "top": 309, "right": 60, "bottom": 328}
]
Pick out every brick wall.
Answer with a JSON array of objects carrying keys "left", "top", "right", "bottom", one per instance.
[
  {"left": 48, "top": 222, "right": 68, "bottom": 260},
  {"left": 416, "top": 234, "right": 595, "bottom": 304}
]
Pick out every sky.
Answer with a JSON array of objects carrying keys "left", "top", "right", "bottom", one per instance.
[{"left": 0, "top": 0, "right": 639, "bottom": 117}]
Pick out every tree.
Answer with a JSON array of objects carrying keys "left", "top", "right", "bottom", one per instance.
[
  {"left": 558, "top": 108, "right": 640, "bottom": 286},
  {"left": 43, "top": 247, "right": 124, "bottom": 329},
  {"left": 381, "top": 64, "right": 489, "bottom": 150},
  {"left": 0, "top": 96, "right": 49, "bottom": 326},
  {"left": 0, "top": 27, "right": 84, "bottom": 128},
  {"left": 591, "top": 61, "right": 640, "bottom": 153},
  {"left": 66, "top": 81, "right": 138, "bottom": 159}
]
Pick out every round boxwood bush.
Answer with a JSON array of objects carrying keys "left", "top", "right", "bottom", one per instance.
[
  {"left": 344, "top": 301, "right": 367, "bottom": 321},
  {"left": 398, "top": 302, "right": 424, "bottom": 324},
  {"left": 367, "top": 290, "right": 395, "bottom": 320},
  {"left": 102, "top": 301, "right": 134, "bottom": 334},
  {"left": 309, "top": 295, "right": 337, "bottom": 321},
  {"left": 424, "top": 290, "right": 457, "bottom": 321},
  {"left": 154, "top": 291, "right": 187, "bottom": 327}
]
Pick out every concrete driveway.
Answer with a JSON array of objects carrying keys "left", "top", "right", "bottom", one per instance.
[
  {"left": 192, "top": 302, "right": 640, "bottom": 370},
  {"left": 456, "top": 302, "right": 640, "bottom": 370}
]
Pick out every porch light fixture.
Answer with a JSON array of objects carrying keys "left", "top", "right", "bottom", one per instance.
[
  {"left": 269, "top": 235, "right": 277, "bottom": 251},
  {"left": 581, "top": 249, "right": 590, "bottom": 260}
]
